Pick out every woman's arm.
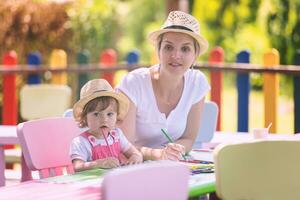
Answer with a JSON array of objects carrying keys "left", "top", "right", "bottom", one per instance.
[
  {"left": 119, "top": 90, "right": 193, "bottom": 160},
  {"left": 174, "top": 98, "right": 205, "bottom": 152},
  {"left": 118, "top": 96, "right": 137, "bottom": 143},
  {"left": 123, "top": 145, "right": 143, "bottom": 165},
  {"left": 140, "top": 144, "right": 184, "bottom": 161}
]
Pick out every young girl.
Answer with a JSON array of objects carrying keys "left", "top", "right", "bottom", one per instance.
[{"left": 70, "top": 79, "right": 143, "bottom": 172}]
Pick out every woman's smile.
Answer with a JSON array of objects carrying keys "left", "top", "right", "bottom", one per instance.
[{"left": 169, "top": 62, "right": 182, "bottom": 68}]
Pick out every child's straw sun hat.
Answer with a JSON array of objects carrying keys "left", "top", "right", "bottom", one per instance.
[{"left": 73, "top": 79, "right": 129, "bottom": 121}]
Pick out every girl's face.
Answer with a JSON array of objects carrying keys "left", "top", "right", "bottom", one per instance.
[
  {"left": 86, "top": 104, "right": 117, "bottom": 136},
  {"left": 158, "top": 32, "right": 197, "bottom": 76}
]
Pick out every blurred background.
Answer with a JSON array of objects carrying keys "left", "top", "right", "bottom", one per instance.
[{"left": 1, "top": 0, "right": 299, "bottom": 133}]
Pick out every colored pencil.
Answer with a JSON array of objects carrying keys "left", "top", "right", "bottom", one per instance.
[{"left": 160, "top": 128, "right": 187, "bottom": 160}]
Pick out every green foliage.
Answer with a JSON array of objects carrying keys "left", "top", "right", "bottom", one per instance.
[
  {"left": 193, "top": 0, "right": 268, "bottom": 62},
  {"left": 116, "top": 0, "right": 164, "bottom": 63},
  {"left": 265, "top": 0, "right": 300, "bottom": 65},
  {"left": 0, "top": 0, "right": 72, "bottom": 63},
  {"left": 67, "top": 0, "right": 121, "bottom": 62},
  {"left": 193, "top": 0, "right": 300, "bottom": 65},
  {"left": 193, "top": 0, "right": 300, "bottom": 96}
]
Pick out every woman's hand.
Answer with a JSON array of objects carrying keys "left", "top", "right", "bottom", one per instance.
[
  {"left": 96, "top": 157, "right": 120, "bottom": 169},
  {"left": 160, "top": 143, "right": 185, "bottom": 161},
  {"left": 124, "top": 152, "right": 143, "bottom": 165}
]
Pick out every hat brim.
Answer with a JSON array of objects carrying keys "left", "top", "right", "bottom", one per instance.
[
  {"left": 148, "top": 29, "right": 209, "bottom": 56},
  {"left": 73, "top": 91, "right": 129, "bottom": 121}
]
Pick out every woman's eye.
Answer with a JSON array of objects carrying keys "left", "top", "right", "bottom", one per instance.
[
  {"left": 182, "top": 46, "right": 191, "bottom": 52},
  {"left": 163, "top": 44, "right": 173, "bottom": 51}
]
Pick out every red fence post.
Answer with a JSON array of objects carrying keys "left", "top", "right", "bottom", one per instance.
[
  {"left": 2, "top": 51, "right": 18, "bottom": 126},
  {"left": 209, "top": 47, "right": 224, "bottom": 131},
  {"left": 2, "top": 51, "right": 18, "bottom": 151},
  {"left": 100, "top": 49, "right": 117, "bottom": 87}
]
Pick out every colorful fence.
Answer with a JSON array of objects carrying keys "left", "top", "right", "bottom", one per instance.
[{"left": 1, "top": 48, "right": 300, "bottom": 134}]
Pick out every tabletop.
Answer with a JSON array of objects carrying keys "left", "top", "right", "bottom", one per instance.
[
  {"left": 202, "top": 131, "right": 300, "bottom": 149},
  {"left": 0, "top": 151, "right": 216, "bottom": 200},
  {"left": 1, "top": 129, "right": 299, "bottom": 192},
  {"left": 0, "top": 125, "right": 18, "bottom": 145}
]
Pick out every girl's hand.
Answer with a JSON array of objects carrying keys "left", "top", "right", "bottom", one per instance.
[
  {"left": 96, "top": 157, "right": 120, "bottom": 169},
  {"left": 124, "top": 152, "right": 143, "bottom": 165},
  {"left": 160, "top": 143, "right": 185, "bottom": 161}
]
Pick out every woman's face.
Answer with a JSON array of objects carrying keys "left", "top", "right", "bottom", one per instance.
[{"left": 158, "top": 32, "right": 197, "bottom": 75}]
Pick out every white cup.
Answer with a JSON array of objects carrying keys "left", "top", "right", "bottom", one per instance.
[{"left": 252, "top": 128, "right": 269, "bottom": 139}]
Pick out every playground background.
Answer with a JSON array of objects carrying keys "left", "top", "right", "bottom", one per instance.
[{"left": 0, "top": 0, "right": 298, "bottom": 133}]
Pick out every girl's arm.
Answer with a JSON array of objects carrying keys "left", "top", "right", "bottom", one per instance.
[{"left": 72, "top": 157, "right": 120, "bottom": 172}]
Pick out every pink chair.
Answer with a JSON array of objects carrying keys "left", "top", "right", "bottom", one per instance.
[
  {"left": 102, "top": 161, "right": 189, "bottom": 200},
  {"left": 17, "top": 117, "right": 80, "bottom": 179}
]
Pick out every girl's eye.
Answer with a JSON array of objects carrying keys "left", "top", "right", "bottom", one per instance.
[
  {"left": 107, "top": 112, "right": 115, "bottom": 117},
  {"left": 93, "top": 112, "right": 100, "bottom": 117},
  {"left": 182, "top": 46, "right": 191, "bottom": 53}
]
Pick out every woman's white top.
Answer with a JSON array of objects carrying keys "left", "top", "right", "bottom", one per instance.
[{"left": 117, "top": 65, "right": 210, "bottom": 148}]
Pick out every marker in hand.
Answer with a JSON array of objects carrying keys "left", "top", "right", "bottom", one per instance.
[{"left": 161, "top": 128, "right": 187, "bottom": 160}]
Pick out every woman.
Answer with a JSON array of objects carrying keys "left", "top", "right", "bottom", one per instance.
[{"left": 117, "top": 11, "right": 210, "bottom": 161}]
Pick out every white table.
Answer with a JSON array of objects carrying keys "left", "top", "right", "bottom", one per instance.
[
  {"left": 0, "top": 125, "right": 32, "bottom": 186},
  {"left": 202, "top": 131, "right": 300, "bottom": 149}
]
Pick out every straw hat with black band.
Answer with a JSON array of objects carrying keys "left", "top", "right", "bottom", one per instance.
[
  {"left": 148, "top": 10, "right": 208, "bottom": 56},
  {"left": 73, "top": 79, "right": 129, "bottom": 122}
]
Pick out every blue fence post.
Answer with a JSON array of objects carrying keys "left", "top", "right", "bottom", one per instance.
[
  {"left": 126, "top": 50, "right": 140, "bottom": 65},
  {"left": 236, "top": 50, "right": 250, "bottom": 132},
  {"left": 77, "top": 50, "right": 90, "bottom": 99},
  {"left": 293, "top": 50, "right": 300, "bottom": 133},
  {"left": 27, "top": 52, "right": 41, "bottom": 84}
]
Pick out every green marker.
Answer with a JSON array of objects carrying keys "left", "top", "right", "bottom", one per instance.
[{"left": 161, "top": 128, "right": 187, "bottom": 160}]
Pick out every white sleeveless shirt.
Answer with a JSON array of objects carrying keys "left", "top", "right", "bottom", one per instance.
[{"left": 117, "top": 65, "right": 210, "bottom": 148}]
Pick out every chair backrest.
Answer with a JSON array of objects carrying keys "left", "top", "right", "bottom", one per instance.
[
  {"left": 102, "top": 161, "right": 189, "bottom": 200},
  {"left": 193, "top": 101, "right": 218, "bottom": 149},
  {"left": 17, "top": 117, "right": 81, "bottom": 178},
  {"left": 63, "top": 108, "right": 74, "bottom": 118},
  {"left": 63, "top": 109, "right": 88, "bottom": 133},
  {"left": 214, "top": 140, "right": 300, "bottom": 200},
  {"left": 20, "top": 84, "right": 72, "bottom": 120}
]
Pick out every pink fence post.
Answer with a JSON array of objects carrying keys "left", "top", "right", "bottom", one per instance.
[
  {"left": 100, "top": 49, "right": 117, "bottom": 87},
  {"left": 209, "top": 47, "right": 224, "bottom": 131}
]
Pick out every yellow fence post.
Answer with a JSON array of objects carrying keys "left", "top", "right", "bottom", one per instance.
[
  {"left": 263, "top": 48, "right": 279, "bottom": 133},
  {"left": 50, "top": 49, "right": 67, "bottom": 84}
]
